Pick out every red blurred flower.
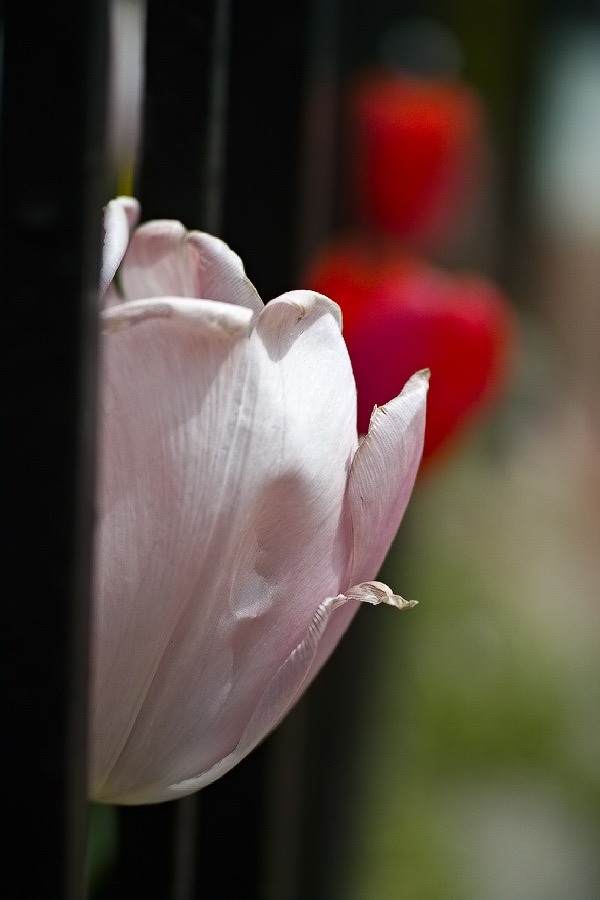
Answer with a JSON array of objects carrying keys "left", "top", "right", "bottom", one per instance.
[
  {"left": 351, "top": 71, "right": 487, "bottom": 248},
  {"left": 306, "top": 239, "right": 516, "bottom": 467}
]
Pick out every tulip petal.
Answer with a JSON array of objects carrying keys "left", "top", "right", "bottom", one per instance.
[
  {"left": 91, "top": 291, "right": 358, "bottom": 803},
  {"left": 120, "top": 220, "right": 263, "bottom": 312},
  {"left": 346, "top": 369, "right": 429, "bottom": 585},
  {"left": 148, "top": 581, "right": 414, "bottom": 803},
  {"left": 101, "top": 197, "right": 139, "bottom": 302}
]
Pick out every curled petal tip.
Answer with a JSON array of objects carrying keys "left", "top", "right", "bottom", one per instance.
[
  {"left": 101, "top": 197, "right": 140, "bottom": 299},
  {"left": 402, "top": 368, "right": 430, "bottom": 392},
  {"left": 262, "top": 290, "right": 342, "bottom": 329},
  {"left": 343, "top": 580, "right": 418, "bottom": 610}
]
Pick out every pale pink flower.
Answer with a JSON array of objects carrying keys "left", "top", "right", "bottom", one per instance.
[{"left": 90, "top": 197, "right": 428, "bottom": 804}]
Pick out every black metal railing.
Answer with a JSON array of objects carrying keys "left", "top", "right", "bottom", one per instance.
[{"left": 0, "top": 2, "right": 109, "bottom": 895}]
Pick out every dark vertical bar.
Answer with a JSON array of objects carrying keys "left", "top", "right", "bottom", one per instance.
[
  {"left": 294, "top": 0, "right": 342, "bottom": 274},
  {"left": 94, "top": 804, "right": 177, "bottom": 899},
  {"left": 171, "top": 794, "right": 198, "bottom": 900},
  {"left": 262, "top": 703, "right": 310, "bottom": 900},
  {"left": 0, "top": 2, "right": 109, "bottom": 898},
  {"left": 296, "top": 613, "right": 382, "bottom": 899},
  {"left": 221, "top": 0, "right": 312, "bottom": 301},
  {"left": 202, "top": 0, "right": 231, "bottom": 235},
  {"left": 99, "top": 4, "right": 231, "bottom": 899},
  {"left": 137, "top": 0, "right": 224, "bottom": 227}
]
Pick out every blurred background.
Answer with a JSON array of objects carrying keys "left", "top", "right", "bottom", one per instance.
[
  {"left": 324, "top": 3, "right": 600, "bottom": 898},
  {"left": 97, "top": 1, "right": 600, "bottom": 897}
]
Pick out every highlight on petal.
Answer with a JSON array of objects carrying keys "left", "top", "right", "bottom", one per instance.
[
  {"left": 120, "top": 220, "right": 263, "bottom": 313},
  {"left": 101, "top": 296, "right": 254, "bottom": 338},
  {"left": 101, "top": 197, "right": 139, "bottom": 300},
  {"left": 346, "top": 369, "right": 429, "bottom": 585}
]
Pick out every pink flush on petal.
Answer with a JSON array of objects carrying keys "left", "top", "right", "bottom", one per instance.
[{"left": 90, "top": 198, "right": 428, "bottom": 805}]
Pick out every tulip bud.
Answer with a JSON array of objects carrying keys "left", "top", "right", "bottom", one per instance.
[
  {"left": 305, "top": 239, "right": 516, "bottom": 466},
  {"left": 350, "top": 71, "right": 486, "bottom": 248},
  {"left": 90, "top": 200, "right": 428, "bottom": 804}
]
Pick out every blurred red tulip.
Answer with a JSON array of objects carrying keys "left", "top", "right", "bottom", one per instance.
[
  {"left": 306, "top": 239, "right": 516, "bottom": 467},
  {"left": 351, "top": 72, "right": 486, "bottom": 248}
]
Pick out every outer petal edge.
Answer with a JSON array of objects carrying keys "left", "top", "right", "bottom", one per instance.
[
  {"left": 347, "top": 369, "right": 429, "bottom": 585},
  {"left": 186, "top": 231, "right": 264, "bottom": 313}
]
